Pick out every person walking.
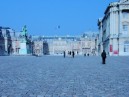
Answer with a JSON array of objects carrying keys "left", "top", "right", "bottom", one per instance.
[
  {"left": 101, "top": 50, "right": 107, "bottom": 64},
  {"left": 72, "top": 51, "right": 75, "bottom": 58},
  {"left": 63, "top": 51, "right": 66, "bottom": 58},
  {"left": 69, "top": 51, "right": 71, "bottom": 56}
]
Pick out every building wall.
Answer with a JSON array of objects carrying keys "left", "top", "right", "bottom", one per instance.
[
  {"left": 98, "top": 0, "right": 129, "bottom": 56},
  {"left": 0, "top": 27, "right": 33, "bottom": 56},
  {"left": 0, "top": 26, "right": 97, "bottom": 56},
  {"left": 0, "top": 28, "right": 12, "bottom": 55},
  {"left": 33, "top": 41, "right": 43, "bottom": 55},
  {"left": 32, "top": 34, "right": 97, "bottom": 56},
  {"left": 0, "top": 28, "right": 5, "bottom": 55}
]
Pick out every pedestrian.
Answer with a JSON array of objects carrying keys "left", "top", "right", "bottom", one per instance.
[
  {"left": 87, "top": 53, "right": 89, "bottom": 56},
  {"left": 101, "top": 50, "right": 107, "bottom": 64},
  {"left": 72, "top": 51, "right": 75, "bottom": 58},
  {"left": 69, "top": 51, "right": 71, "bottom": 55},
  {"left": 63, "top": 51, "right": 66, "bottom": 58}
]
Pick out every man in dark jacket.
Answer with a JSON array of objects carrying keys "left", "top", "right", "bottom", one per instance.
[
  {"left": 72, "top": 51, "right": 75, "bottom": 58},
  {"left": 63, "top": 51, "right": 66, "bottom": 58},
  {"left": 101, "top": 50, "right": 106, "bottom": 64}
]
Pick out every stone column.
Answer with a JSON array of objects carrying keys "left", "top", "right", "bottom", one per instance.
[
  {"left": 53, "top": 43, "right": 54, "bottom": 55},
  {"left": 100, "top": 22, "right": 103, "bottom": 53},
  {"left": 119, "top": 10, "right": 122, "bottom": 34},
  {"left": 119, "top": 10, "right": 122, "bottom": 55},
  {"left": 4, "top": 37, "right": 8, "bottom": 55},
  {"left": 113, "top": 11, "right": 115, "bottom": 35},
  {"left": 110, "top": 10, "right": 113, "bottom": 35}
]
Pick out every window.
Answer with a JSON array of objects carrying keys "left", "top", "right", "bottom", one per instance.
[
  {"left": 123, "top": 25, "right": 128, "bottom": 34},
  {"left": 123, "top": 12, "right": 129, "bottom": 19},
  {"left": 124, "top": 41, "right": 129, "bottom": 52},
  {"left": 124, "top": 45, "right": 129, "bottom": 52}
]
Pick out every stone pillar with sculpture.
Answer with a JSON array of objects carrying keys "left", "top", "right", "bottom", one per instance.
[{"left": 19, "top": 25, "right": 29, "bottom": 55}]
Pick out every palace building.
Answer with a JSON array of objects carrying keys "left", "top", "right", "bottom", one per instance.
[
  {"left": 0, "top": 26, "right": 97, "bottom": 56},
  {"left": 32, "top": 33, "right": 97, "bottom": 56},
  {"left": 98, "top": 0, "right": 129, "bottom": 56}
]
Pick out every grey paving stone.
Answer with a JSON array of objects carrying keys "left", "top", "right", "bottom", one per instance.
[
  {"left": 1, "top": 96, "right": 7, "bottom": 97},
  {"left": 0, "top": 56, "right": 129, "bottom": 97},
  {"left": 37, "top": 95, "right": 44, "bottom": 97}
]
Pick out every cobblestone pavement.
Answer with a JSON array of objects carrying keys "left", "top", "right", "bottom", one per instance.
[{"left": 0, "top": 56, "right": 129, "bottom": 97}]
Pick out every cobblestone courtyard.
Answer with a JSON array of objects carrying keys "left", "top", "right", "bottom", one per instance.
[{"left": 0, "top": 56, "right": 129, "bottom": 97}]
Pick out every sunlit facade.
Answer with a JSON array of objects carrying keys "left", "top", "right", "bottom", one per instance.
[
  {"left": 98, "top": 0, "right": 129, "bottom": 56},
  {"left": 32, "top": 33, "right": 97, "bottom": 56}
]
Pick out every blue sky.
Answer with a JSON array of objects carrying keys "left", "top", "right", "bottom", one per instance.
[{"left": 0, "top": 0, "right": 117, "bottom": 36}]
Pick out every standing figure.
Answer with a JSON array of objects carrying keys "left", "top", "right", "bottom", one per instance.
[
  {"left": 64, "top": 51, "right": 66, "bottom": 58},
  {"left": 72, "top": 51, "right": 75, "bottom": 58},
  {"left": 69, "top": 51, "right": 71, "bottom": 56},
  {"left": 101, "top": 50, "right": 107, "bottom": 64}
]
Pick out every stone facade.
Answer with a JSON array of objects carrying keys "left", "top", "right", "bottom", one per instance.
[
  {"left": 0, "top": 27, "right": 12, "bottom": 55},
  {"left": 98, "top": 0, "right": 129, "bottom": 56},
  {"left": 0, "top": 26, "right": 97, "bottom": 56},
  {"left": 33, "top": 41, "right": 43, "bottom": 56},
  {"left": 0, "top": 27, "right": 5, "bottom": 55},
  {"left": 0, "top": 26, "right": 32, "bottom": 56},
  {"left": 32, "top": 33, "right": 97, "bottom": 56}
]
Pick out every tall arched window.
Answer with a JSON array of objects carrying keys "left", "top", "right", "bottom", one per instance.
[{"left": 124, "top": 41, "right": 129, "bottom": 52}]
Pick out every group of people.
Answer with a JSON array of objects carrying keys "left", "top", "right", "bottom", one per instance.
[
  {"left": 63, "top": 50, "right": 107, "bottom": 64},
  {"left": 84, "top": 53, "right": 89, "bottom": 56},
  {"left": 64, "top": 51, "right": 75, "bottom": 58}
]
